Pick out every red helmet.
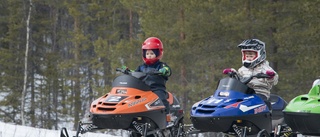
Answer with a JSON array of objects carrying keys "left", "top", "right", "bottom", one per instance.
[{"left": 141, "top": 37, "right": 163, "bottom": 65}]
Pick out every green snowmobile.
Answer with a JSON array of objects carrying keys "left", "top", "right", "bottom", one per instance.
[{"left": 283, "top": 83, "right": 320, "bottom": 136}]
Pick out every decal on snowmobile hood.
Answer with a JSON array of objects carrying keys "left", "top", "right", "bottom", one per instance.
[{"left": 239, "top": 104, "right": 263, "bottom": 112}]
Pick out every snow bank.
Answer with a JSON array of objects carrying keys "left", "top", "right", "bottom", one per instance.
[{"left": 0, "top": 121, "right": 120, "bottom": 137}]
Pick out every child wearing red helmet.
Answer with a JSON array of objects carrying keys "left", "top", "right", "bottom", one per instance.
[{"left": 135, "top": 37, "right": 172, "bottom": 115}]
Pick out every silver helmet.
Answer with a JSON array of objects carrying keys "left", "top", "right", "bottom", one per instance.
[{"left": 238, "top": 39, "right": 266, "bottom": 68}]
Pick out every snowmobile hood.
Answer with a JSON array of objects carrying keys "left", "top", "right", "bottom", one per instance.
[
  {"left": 191, "top": 90, "right": 268, "bottom": 117},
  {"left": 284, "top": 85, "right": 320, "bottom": 113}
]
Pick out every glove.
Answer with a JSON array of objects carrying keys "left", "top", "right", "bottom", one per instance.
[
  {"left": 159, "top": 67, "right": 170, "bottom": 76},
  {"left": 266, "top": 70, "right": 275, "bottom": 79},
  {"left": 121, "top": 65, "right": 128, "bottom": 70},
  {"left": 223, "top": 68, "right": 236, "bottom": 74},
  {"left": 121, "top": 65, "right": 133, "bottom": 74}
]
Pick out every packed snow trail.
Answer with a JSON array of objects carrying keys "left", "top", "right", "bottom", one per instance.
[{"left": 0, "top": 121, "right": 120, "bottom": 137}]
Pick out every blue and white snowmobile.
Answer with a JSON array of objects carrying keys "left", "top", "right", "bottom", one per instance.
[{"left": 188, "top": 70, "right": 288, "bottom": 137}]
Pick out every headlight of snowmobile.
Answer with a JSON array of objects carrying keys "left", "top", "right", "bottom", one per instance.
[
  {"left": 219, "top": 91, "right": 230, "bottom": 97},
  {"left": 105, "top": 95, "right": 128, "bottom": 102},
  {"left": 116, "top": 89, "right": 127, "bottom": 94}
]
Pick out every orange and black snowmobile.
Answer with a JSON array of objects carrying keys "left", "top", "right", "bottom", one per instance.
[{"left": 60, "top": 67, "right": 184, "bottom": 137}]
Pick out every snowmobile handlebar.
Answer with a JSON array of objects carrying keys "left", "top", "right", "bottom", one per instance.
[
  {"left": 116, "top": 67, "right": 163, "bottom": 75},
  {"left": 241, "top": 73, "right": 271, "bottom": 84},
  {"left": 224, "top": 70, "right": 271, "bottom": 85},
  {"left": 116, "top": 67, "right": 131, "bottom": 74}
]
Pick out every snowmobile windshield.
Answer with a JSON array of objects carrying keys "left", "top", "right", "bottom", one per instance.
[
  {"left": 216, "top": 77, "right": 255, "bottom": 94},
  {"left": 308, "top": 85, "right": 320, "bottom": 96},
  {"left": 130, "top": 72, "right": 148, "bottom": 79},
  {"left": 112, "top": 74, "right": 151, "bottom": 91}
]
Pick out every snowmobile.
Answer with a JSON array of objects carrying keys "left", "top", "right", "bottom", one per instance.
[
  {"left": 283, "top": 83, "right": 320, "bottom": 136},
  {"left": 60, "top": 67, "right": 184, "bottom": 137},
  {"left": 187, "top": 70, "right": 288, "bottom": 137}
]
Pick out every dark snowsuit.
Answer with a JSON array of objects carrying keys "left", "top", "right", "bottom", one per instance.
[{"left": 135, "top": 61, "right": 171, "bottom": 114}]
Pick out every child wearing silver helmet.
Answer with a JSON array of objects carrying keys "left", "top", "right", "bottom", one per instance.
[{"left": 224, "top": 39, "right": 279, "bottom": 101}]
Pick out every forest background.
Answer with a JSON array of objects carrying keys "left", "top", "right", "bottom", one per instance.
[{"left": 0, "top": 0, "right": 319, "bottom": 132}]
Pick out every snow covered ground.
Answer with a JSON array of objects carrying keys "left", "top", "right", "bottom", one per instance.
[
  {"left": 0, "top": 121, "right": 121, "bottom": 137},
  {"left": 0, "top": 121, "right": 310, "bottom": 137}
]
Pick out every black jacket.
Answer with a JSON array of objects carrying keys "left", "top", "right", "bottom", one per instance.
[{"left": 135, "top": 61, "right": 171, "bottom": 92}]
